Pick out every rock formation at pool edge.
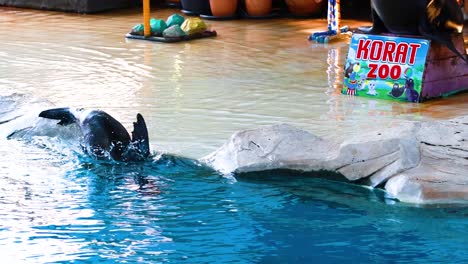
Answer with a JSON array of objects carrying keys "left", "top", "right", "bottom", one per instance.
[{"left": 201, "top": 116, "right": 468, "bottom": 205}]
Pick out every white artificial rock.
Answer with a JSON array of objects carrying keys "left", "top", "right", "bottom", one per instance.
[
  {"left": 201, "top": 117, "right": 468, "bottom": 205},
  {"left": 201, "top": 124, "right": 339, "bottom": 174}
]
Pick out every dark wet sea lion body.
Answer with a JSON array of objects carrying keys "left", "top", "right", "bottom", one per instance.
[
  {"left": 368, "top": 0, "right": 426, "bottom": 35},
  {"left": 361, "top": 0, "right": 466, "bottom": 61},
  {"left": 39, "top": 108, "right": 150, "bottom": 161}
]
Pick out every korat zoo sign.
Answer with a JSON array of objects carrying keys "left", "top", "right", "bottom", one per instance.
[{"left": 342, "top": 33, "right": 430, "bottom": 103}]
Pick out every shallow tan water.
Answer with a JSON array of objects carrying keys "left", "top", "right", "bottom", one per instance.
[{"left": 0, "top": 7, "right": 467, "bottom": 157}]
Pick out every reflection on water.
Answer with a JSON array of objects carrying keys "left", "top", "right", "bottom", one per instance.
[
  {"left": 0, "top": 7, "right": 467, "bottom": 157},
  {"left": 0, "top": 6, "right": 468, "bottom": 263}
]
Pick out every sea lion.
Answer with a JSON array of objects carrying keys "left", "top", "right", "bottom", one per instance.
[
  {"left": 389, "top": 83, "right": 405, "bottom": 97},
  {"left": 404, "top": 77, "right": 420, "bottom": 102},
  {"left": 359, "top": 0, "right": 467, "bottom": 61},
  {"left": 39, "top": 108, "right": 150, "bottom": 162}
]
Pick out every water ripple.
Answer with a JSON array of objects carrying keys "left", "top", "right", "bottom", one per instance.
[{"left": 0, "top": 7, "right": 467, "bottom": 263}]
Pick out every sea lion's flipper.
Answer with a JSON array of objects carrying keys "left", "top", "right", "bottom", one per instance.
[
  {"left": 357, "top": 7, "right": 387, "bottom": 34},
  {"left": 426, "top": 0, "right": 443, "bottom": 24},
  {"left": 421, "top": 29, "right": 468, "bottom": 62},
  {"left": 419, "top": 14, "right": 467, "bottom": 63},
  {"left": 131, "top": 113, "right": 150, "bottom": 158},
  {"left": 421, "top": 0, "right": 467, "bottom": 62},
  {"left": 39, "top": 107, "right": 77, "bottom": 126},
  {"left": 427, "top": 0, "right": 463, "bottom": 33}
]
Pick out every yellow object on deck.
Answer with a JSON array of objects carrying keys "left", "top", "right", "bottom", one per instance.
[
  {"left": 180, "top": 18, "right": 207, "bottom": 36},
  {"left": 143, "top": 0, "right": 151, "bottom": 37}
]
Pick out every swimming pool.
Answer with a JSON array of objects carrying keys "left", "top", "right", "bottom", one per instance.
[
  {"left": 1, "top": 123, "right": 468, "bottom": 263},
  {"left": 1, "top": 7, "right": 467, "bottom": 263}
]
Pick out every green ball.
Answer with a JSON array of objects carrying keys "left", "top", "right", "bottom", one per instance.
[
  {"left": 149, "top": 18, "right": 168, "bottom": 35},
  {"left": 163, "top": 25, "right": 187, "bottom": 38},
  {"left": 130, "top": 23, "right": 144, "bottom": 35},
  {"left": 166, "top": 14, "right": 185, "bottom": 27}
]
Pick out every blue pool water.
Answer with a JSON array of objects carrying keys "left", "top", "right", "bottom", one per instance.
[
  {"left": 3, "top": 156, "right": 468, "bottom": 263},
  {"left": 0, "top": 8, "right": 467, "bottom": 263},
  {"left": 1, "top": 102, "right": 467, "bottom": 263}
]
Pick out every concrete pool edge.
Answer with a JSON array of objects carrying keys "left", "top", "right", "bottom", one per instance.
[{"left": 201, "top": 117, "right": 468, "bottom": 205}]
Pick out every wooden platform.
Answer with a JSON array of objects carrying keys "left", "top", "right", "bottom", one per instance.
[
  {"left": 420, "top": 34, "right": 468, "bottom": 101},
  {"left": 125, "top": 31, "right": 217, "bottom": 43}
]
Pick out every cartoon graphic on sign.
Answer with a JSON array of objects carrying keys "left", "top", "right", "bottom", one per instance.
[
  {"left": 366, "top": 81, "right": 377, "bottom": 96},
  {"left": 403, "top": 68, "right": 419, "bottom": 102},
  {"left": 344, "top": 62, "right": 361, "bottom": 95},
  {"left": 389, "top": 83, "right": 405, "bottom": 98},
  {"left": 343, "top": 34, "right": 430, "bottom": 102},
  {"left": 357, "top": 73, "right": 367, "bottom": 91}
]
